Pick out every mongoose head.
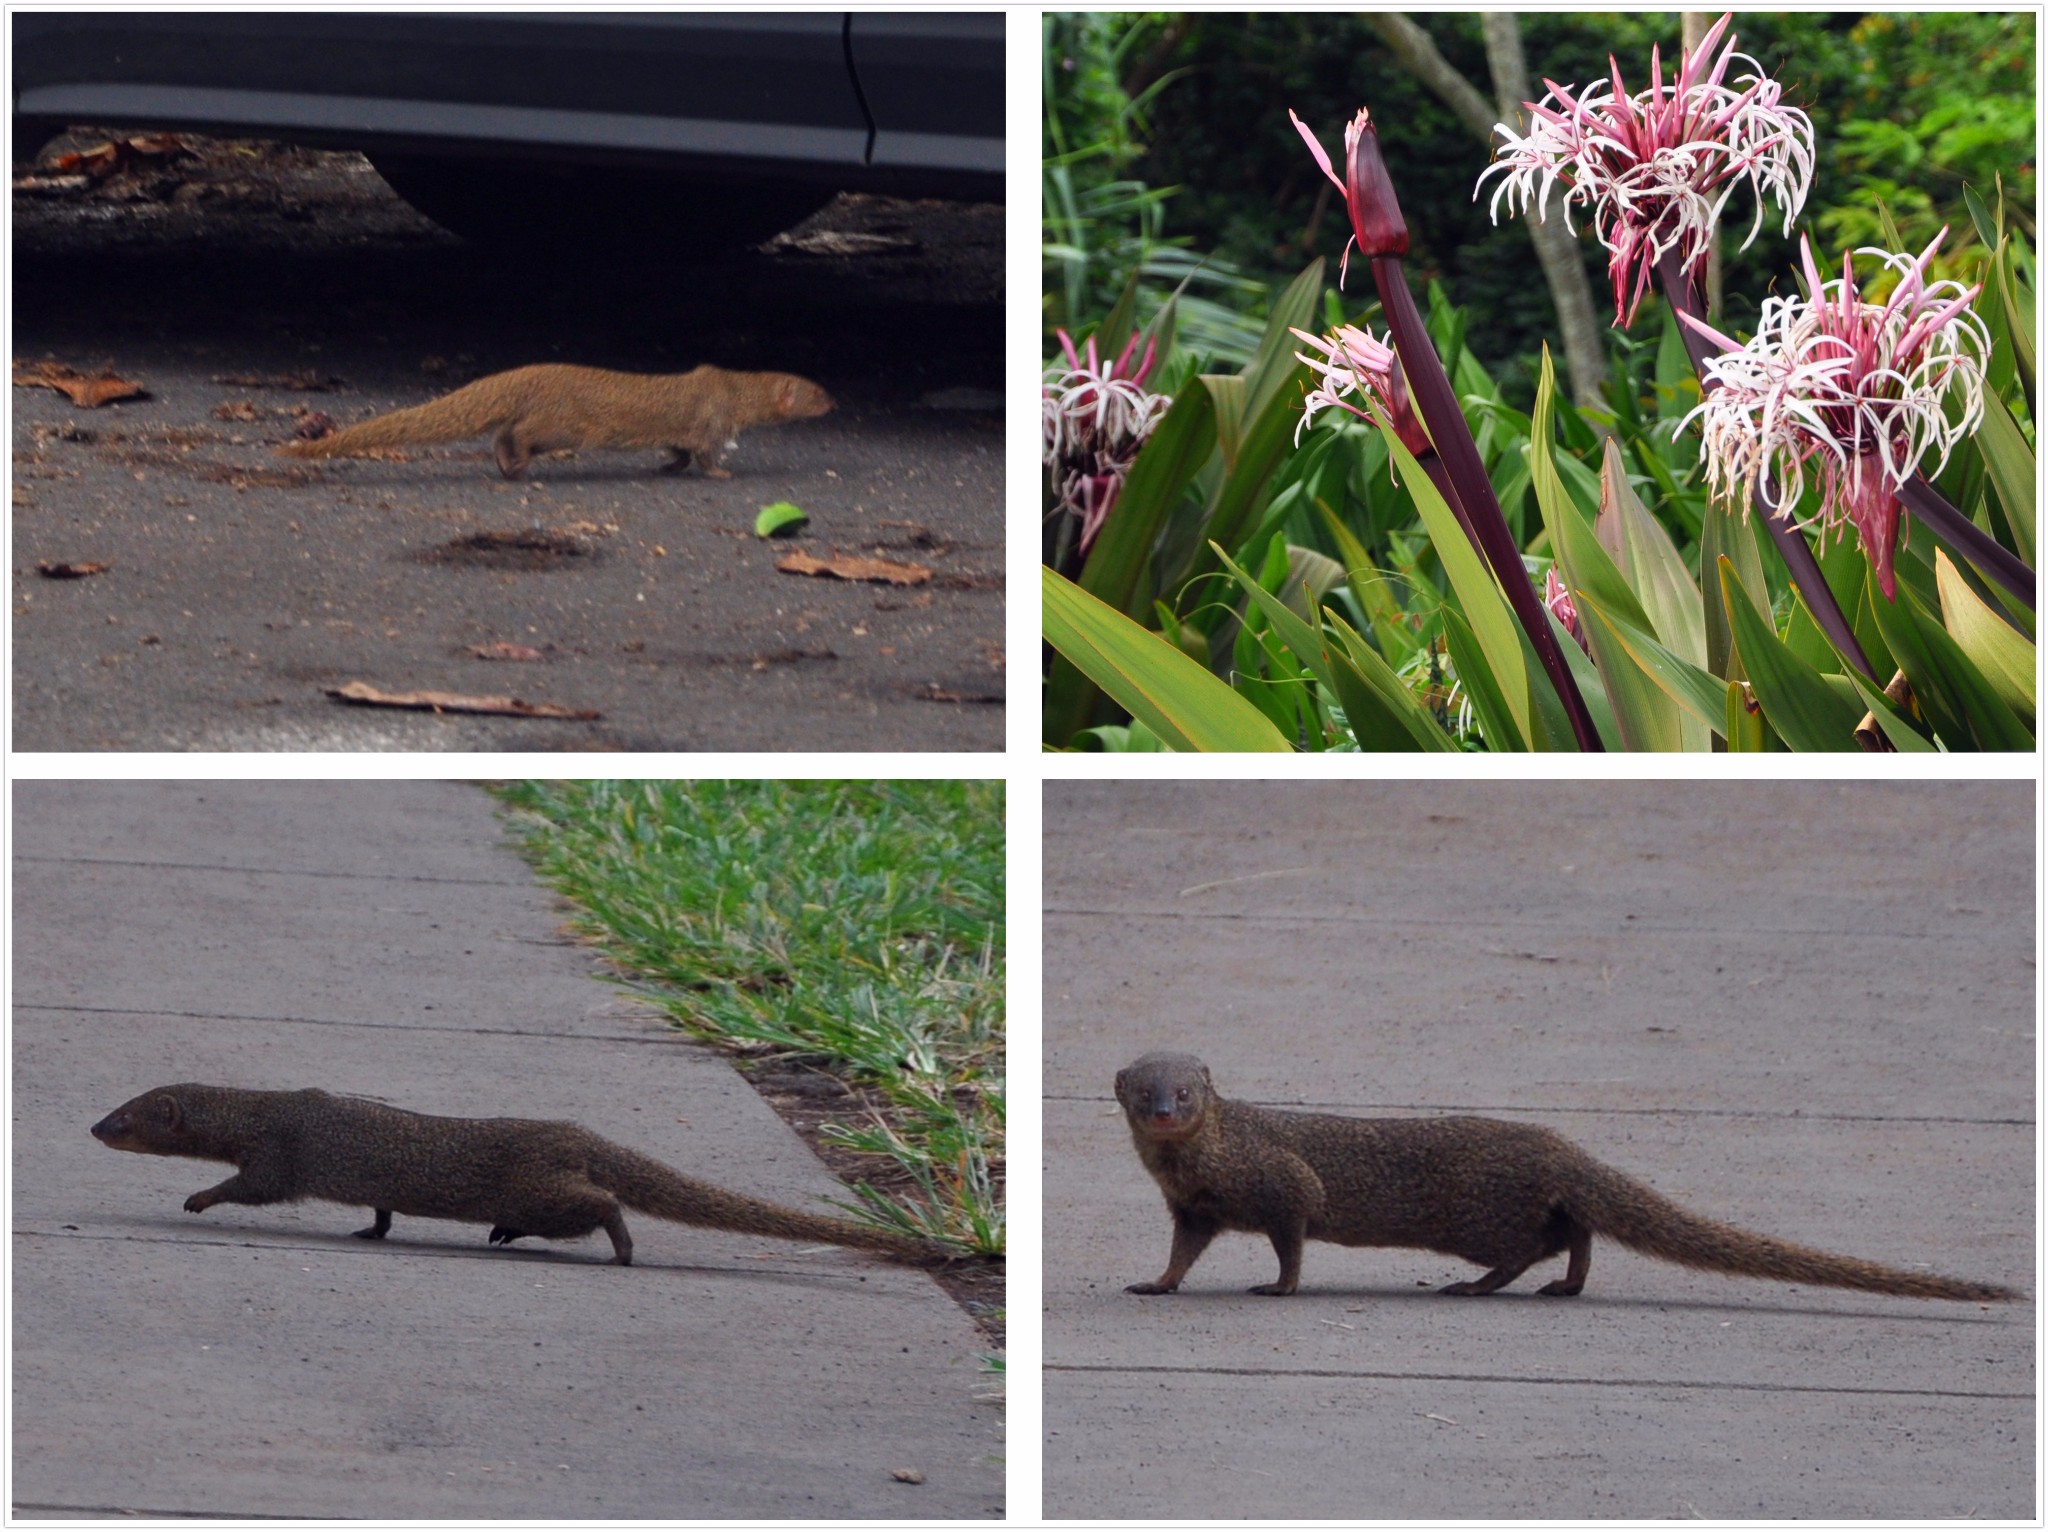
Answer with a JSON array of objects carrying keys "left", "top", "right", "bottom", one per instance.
[
  {"left": 1115, "top": 1051, "right": 1214, "bottom": 1143},
  {"left": 776, "top": 375, "right": 835, "bottom": 420},
  {"left": 91, "top": 1087, "right": 198, "bottom": 1155}
]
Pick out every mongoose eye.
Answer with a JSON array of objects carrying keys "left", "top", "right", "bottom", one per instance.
[{"left": 1175, "top": 1087, "right": 1190, "bottom": 1102}]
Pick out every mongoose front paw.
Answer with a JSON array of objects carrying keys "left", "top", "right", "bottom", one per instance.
[
  {"left": 182, "top": 1193, "right": 215, "bottom": 1213},
  {"left": 1438, "top": 1280, "right": 1490, "bottom": 1295},
  {"left": 1125, "top": 1281, "right": 1179, "bottom": 1295},
  {"left": 1247, "top": 1281, "right": 1298, "bottom": 1296},
  {"left": 1535, "top": 1279, "right": 1584, "bottom": 1297},
  {"left": 487, "top": 1226, "right": 527, "bottom": 1247}
]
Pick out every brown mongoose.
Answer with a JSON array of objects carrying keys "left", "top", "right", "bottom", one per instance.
[
  {"left": 1114, "top": 1052, "right": 2018, "bottom": 1302},
  {"left": 275, "top": 362, "right": 833, "bottom": 479},
  {"left": 91, "top": 1083, "right": 949, "bottom": 1268}
]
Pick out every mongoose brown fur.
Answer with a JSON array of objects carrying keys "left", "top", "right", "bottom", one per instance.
[
  {"left": 1115, "top": 1052, "right": 2018, "bottom": 1302},
  {"left": 275, "top": 362, "right": 833, "bottom": 479},
  {"left": 92, "top": 1083, "right": 947, "bottom": 1268}
]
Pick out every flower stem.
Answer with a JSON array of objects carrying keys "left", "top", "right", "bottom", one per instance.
[
  {"left": 1895, "top": 475, "right": 2036, "bottom": 613},
  {"left": 1370, "top": 254, "right": 1604, "bottom": 750},
  {"left": 1656, "top": 252, "right": 1877, "bottom": 679}
]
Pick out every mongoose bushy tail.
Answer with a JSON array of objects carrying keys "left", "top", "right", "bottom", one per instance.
[
  {"left": 276, "top": 362, "right": 833, "bottom": 479},
  {"left": 92, "top": 1083, "right": 947, "bottom": 1268},
  {"left": 1114, "top": 1051, "right": 2019, "bottom": 1302}
]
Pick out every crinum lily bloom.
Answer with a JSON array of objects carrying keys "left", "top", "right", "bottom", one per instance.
[
  {"left": 1287, "top": 322, "right": 1431, "bottom": 457},
  {"left": 1679, "top": 229, "right": 1990, "bottom": 600},
  {"left": 1476, "top": 12, "right": 1815, "bottom": 325},
  {"left": 1043, "top": 328, "right": 1169, "bottom": 553}
]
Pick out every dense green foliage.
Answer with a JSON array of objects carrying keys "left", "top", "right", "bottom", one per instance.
[{"left": 1046, "top": 11, "right": 2034, "bottom": 395}]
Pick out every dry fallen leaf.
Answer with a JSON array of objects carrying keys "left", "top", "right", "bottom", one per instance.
[
  {"left": 889, "top": 1468, "right": 926, "bottom": 1485},
  {"left": 36, "top": 560, "right": 111, "bottom": 579},
  {"left": 325, "top": 681, "right": 598, "bottom": 720},
  {"left": 13, "top": 359, "right": 147, "bottom": 408},
  {"left": 466, "top": 642, "right": 546, "bottom": 662},
  {"left": 776, "top": 551, "right": 931, "bottom": 586}
]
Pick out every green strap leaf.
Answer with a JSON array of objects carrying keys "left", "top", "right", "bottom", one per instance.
[
  {"left": 1042, "top": 567, "right": 1292, "bottom": 752},
  {"left": 1868, "top": 578, "right": 2034, "bottom": 751},
  {"left": 1718, "top": 557, "right": 1865, "bottom": 751},
  {"left": 1935, "top": 549, "right": 2035, "bottom": 715},
  {"left": 1380, "top": 425, "right": 1532, "bottom": 748}
]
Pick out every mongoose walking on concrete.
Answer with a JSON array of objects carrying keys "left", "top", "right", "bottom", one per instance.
[
  {"left": 93, "top": 1083, "right": 948, "bottom": 1267},
  {"left": 1114, "top": 1052, "right": 2017, "bottom": 1302},
  {"left": 275, "top": 362, "right": 833, "bottom": 479}
]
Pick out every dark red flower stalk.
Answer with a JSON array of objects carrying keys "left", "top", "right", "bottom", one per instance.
[{"left": 1298, "top": 105, "right": 1605, "bottom": 751}]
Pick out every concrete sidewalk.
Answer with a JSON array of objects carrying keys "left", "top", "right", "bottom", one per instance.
[
  {"left": 1044, "top": 781, "right": 2034, "bottom": 1520},
  {"left": 14, "top": 781, "right": 1001, "bottom": 1518}
]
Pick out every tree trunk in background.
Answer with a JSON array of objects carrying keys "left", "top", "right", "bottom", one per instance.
[
  {"left": 1680, "top": 12, "right": 1724, "bottom": 319},
  {"left": 1365, "top": 12, "right": 1609, "bottom": 411}
]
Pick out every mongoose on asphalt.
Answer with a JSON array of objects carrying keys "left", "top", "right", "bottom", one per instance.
[
  {"left": 92, "top": 1083, "right": 948, "bottom": 1268},
  {"left": 1114, "top": 1052, "right": 2018, "bottom": 1302},
  {"left": 276, "top": 362, "right": 833, "bottom": 479}
]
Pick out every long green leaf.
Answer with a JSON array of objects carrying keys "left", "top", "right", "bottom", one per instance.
[
  {"left": 1868, "top": 579, "right": 2034, "bottom": 751},
  {"left": 1975, "top": 391, "right": 2036, "bottom": 568},
  {"left": 1718, "top": 558, "right": 1864, "bottom": 751},
  {"left": 1701, "top": 487, "right": 1771, "bottom": 683},
  {"left": 1534, "top": 356, "right": 1685, "bottom": 750},
  {"left": 1044, "top": 380, "right": 1220, "bottom": 746},
  {"left": 1440, "top": 604, "right": 1524, "bottom": 752},
  {"left": 1935, "top": 549, "right": 2035, "bottom": 714},
  {"left": 1843, "top": 670, "right": 1937, "bottom": 753},
  {"left": 1577, "top": 595, "right": 1727, "bottom": 739},
  {"left": 1316, "top": 503, "right": 1419, "bottom": 668},
  {"left": 1324, "top": 614, "right": 1460, "bottom": 752},
  {"left": 1381, "top": 425, "right": 1532, "bottom": 748},
  {"left": 1042, "top": 568, "right": 1292, "bottom": 752}
]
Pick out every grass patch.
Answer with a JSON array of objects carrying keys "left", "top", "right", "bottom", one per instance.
[{"left": 489, "top": 780, "right": 1004, "bottom": 1257}]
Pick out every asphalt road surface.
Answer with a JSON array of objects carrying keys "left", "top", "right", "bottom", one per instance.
[
  {"left": 13, "top": 135, "right": 1003, "bottom": 751},
  {"left": 1044, "top": 780, "right": 2033, "bottom": 1520}
]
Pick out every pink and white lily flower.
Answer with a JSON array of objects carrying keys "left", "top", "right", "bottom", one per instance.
[
  {"left": 1287, "top": 322, "right": 1430, "bottom": 456},
  {"left": 1476, "top": 13, "right": 1815, "bottom": 326},
  {"left": 1679, "top": 229, "right": 1990, "bottom": 599},
  {"left": 1043, "top": 328, "right": 1169, "bottom": 553}
]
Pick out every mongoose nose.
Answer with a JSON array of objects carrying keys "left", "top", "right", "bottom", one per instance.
[{"left": 90, "top": 1111, "right": 122, "bottom": 1141}]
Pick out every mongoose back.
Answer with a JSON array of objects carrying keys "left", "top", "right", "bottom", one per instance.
[
  {"left": 1114, "top": 1052, "right": 2018, "bottom": 1302},
  {"left": 92, "top": 1083, "right": 947, "bottom": 1268},
  {"left": 275, "top": 362, "right": 833, "bottom": 479}
]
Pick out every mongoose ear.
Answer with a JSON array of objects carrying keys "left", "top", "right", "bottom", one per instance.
[
  {"left": 1113, "top": 1069, "right": 1127, "bottom": 1099},
  {"left": 778, "top": 378, "right": 800, "bottom": 409},
  {"left": 152, "top": 1093, "right": 183, "bottom": 1131}
]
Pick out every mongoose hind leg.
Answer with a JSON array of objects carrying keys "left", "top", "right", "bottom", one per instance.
[
  {"left": 353, "top": 1209, "right": 393, "bottom": 1240},
  {"left": 660, "top": 447, "right": 693, "bottom": 475},
  {"left": 1441, "top": 1260, "right": 1533, "bottom": 1296},
  {"left": 1128, "top": 1208, "right": 1220, "bottom": 1294},
  {"left": 1535, "top": 1226, "right": 1592, "bottom": 1297}
]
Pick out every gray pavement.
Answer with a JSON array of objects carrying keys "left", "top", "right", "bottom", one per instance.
[
  {"left": 14, "top": 781, "right": 1002, "bottom": 1518},
  {"left": 1044, "top": 780, "right": 2034, "bottom": 1519}
]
